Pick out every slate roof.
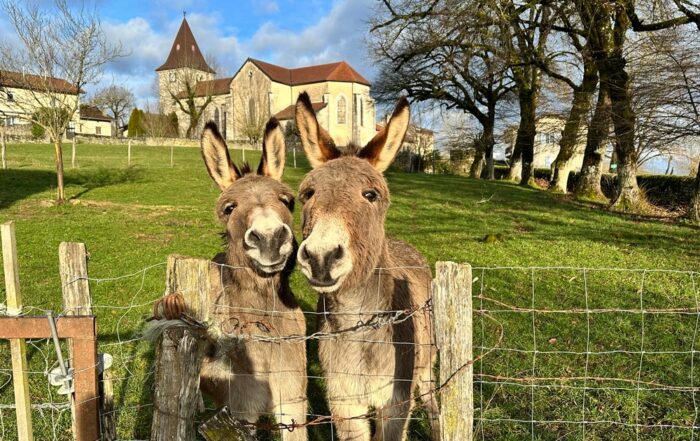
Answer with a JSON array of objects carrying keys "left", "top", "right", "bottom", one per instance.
[{"left": 156, "top": 18, "right": 215, "bottom": 74}]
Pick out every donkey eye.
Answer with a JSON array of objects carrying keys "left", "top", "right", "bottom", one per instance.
[
  {"left": 300, "top": 189, "right": 315, "bottom": 203},
  {"left": 279, "top": 194, "right": 294, "bottom": 211},
  {"left": 363, "top": 190, "right": 379, "bottom": 202},
  {"left": 223, "top": 203, "right": 236, "bottom": 215}
]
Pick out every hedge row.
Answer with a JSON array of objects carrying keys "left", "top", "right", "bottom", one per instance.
[{"left": 493, "top": 166, "right": 694, "bottom": 209}]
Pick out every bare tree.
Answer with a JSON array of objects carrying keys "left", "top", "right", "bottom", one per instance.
[
  {"left": 371, "top": 0, "right": 514, "bottom": 180},
  {"left": 91, "top": 84, "right": 134, "bottom": 137},
  {"left": 233, "top": 74, "right": 269, "bottom": 150},
  {"left": 0, "top": 0, "right": 122, "bottom": 202}
]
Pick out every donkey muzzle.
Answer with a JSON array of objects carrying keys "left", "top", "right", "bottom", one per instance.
[{"left": 244, "top": 219, "right": 293, "bottom": 273}]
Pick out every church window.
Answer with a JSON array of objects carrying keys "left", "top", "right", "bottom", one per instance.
[
  {"left": 214, "top": 108, "right": 220, "bottom": 127},
  {"left": 337, "top": 95, "right": 346, "bottom": 125},
  {"left": 169, "top": 72, "right": 176, "bottom": 83}
]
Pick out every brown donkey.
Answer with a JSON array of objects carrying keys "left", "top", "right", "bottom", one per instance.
[
  {"left": 294, "top": 93, "right": 437, "bottom": 440},
  {"left": 162, "top": 119, "right": 307, "bottom": 439}
]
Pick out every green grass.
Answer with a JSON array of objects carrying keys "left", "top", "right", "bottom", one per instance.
[{"left": 0, "top": 142, "right": 699, "bottom": 440}]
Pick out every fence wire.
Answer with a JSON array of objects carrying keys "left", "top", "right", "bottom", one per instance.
[{"left": 1, "top": 263, "right": 699, "bottom": 440}]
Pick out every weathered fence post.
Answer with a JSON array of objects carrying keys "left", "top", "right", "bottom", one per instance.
[
  {"left": 150, "top": 255, "right": 212, "bottom": 441},
  {"left": 170, "top": 145, "right": 174, "bottom": 168},
  {"left": 1, "top": 221, "right": 34, "bottom": 441},
  {"left": 71, "top": 137, "right": 76, "bottom": 169},
  {"left": 59, "top": 242, "right": 116, "bottom": 440},
  {"left": 128, "top": 140, "right": 132, "bottom": 166},
  {"left": 432, "top": 261, "right": 473, "bottom": 441}
]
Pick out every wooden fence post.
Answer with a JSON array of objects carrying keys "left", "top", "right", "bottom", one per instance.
[
  {"left": 1, "top": 221, "right": 34, "bottom": 441},
  {"left": 432, "top": 261, "right": 473, "bottom": 441},
  {"left": 59, "top": 242, "right": 116, "bottom": 440},
  {"left": 71, "top": 137, "right": 76, "bottom": 169},
  {"left": 128, "top": 140, "right": 132, "bottom": 166},
  {"left": 150, "top": 255, "right": 212, "bottom": 441},
  {"left": 170, "top": 145, "right": 174, "bottom": 168}
]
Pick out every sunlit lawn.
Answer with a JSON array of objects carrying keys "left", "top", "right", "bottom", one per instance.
[{"left": 0, "top": 142, "right": 698, "bottom": 440}]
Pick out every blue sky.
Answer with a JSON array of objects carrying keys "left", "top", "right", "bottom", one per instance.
[{"left": 2, "top": 0, "right": 376, "bottom": 105}]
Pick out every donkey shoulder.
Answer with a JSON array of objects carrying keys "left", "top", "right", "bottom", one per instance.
[{"left": 386, "top": 236, "right": 429, "bottom": 271}]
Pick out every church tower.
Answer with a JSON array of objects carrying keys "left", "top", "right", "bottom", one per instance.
[{"left": 155, "top": 17, "right": 215, "bottom": 113}]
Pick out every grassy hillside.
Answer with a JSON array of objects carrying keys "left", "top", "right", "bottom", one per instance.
[{"left": 0, "top": 142, "right": 698, "bottom": 440}]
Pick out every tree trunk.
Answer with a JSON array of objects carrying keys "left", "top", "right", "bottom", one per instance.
[
  {"left": 1, "top": 128, "right": 6, "bottom": 170},
  {"left": 54, "top": 138, "right": 65, "bottom": 203},
  {"left": 482, "top": 122, "right": 495, "bottom": 180},
  {"left": 508, "top": 143, "right": 522, "bottom": 181},
  {"left": 469, "top": 146, "right": 484, "bottom": 179},
  {"left": 688, "top": 165, "right": 700, "bottom": 222},
  {"left": 575, "top": 83, "right": 611, "bottom": 200},
  {"left": 604, "top": 53, "right": 645, "bottom": 210},
  {"left": 515, "top": 89, "right": 537, "bottom": 186},
  {"left": 551, "top": 61, "right": 598, "bottom": 193}
]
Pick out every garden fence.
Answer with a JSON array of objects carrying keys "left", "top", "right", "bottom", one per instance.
[{"left": 1, "top": 219, "right": 699, "bottom": 440}]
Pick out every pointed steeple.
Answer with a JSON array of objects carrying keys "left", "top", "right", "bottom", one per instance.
[{"left": 156, "top": 18, "right": 215, "bottom": 74}]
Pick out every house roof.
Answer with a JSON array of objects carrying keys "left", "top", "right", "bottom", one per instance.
[
  {"left": 80, "top": 105, "right": 112, "bottom": 122},
  {"left": 247, "top": 59, "right": 371, "bottom": 86},
  {"left": 0, "top": 70, "right": 80, "bottom": 95},
  {"left": 156, "top": 18, "right": 215, "bottom": 74},
  {"left": 273, "top": 102, "right": 327, "bottom": 120},
  {"left": 176, "top": 76, "right": 233, "bottom": 98}
]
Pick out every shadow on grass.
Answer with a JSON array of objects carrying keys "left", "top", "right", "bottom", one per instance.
[{"left": 0, "top": 167, "right": 145, "bottom": 209}]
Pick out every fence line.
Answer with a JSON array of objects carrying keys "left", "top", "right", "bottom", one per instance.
[{"left": 2, "top": 236, "right": 700, "bottom": 440}]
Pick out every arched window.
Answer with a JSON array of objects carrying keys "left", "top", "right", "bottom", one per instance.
[
  {"left": 214, "top": 108, "right": 220, "bottom": 127},
  {"left": 337, "top": 95, "right": 346, "bottom": 125}
]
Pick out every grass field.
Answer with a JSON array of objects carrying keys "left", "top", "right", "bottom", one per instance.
[{"left": 0, "top": 142, "right": 699, "bottom": 440}]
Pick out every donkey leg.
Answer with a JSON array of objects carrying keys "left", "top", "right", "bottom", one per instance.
[
  {"left": 332, "top": 403, "right": 372, "bottom": 441},
  {"left": 372, "top": 400, "right": 412, "bottom": 441}
]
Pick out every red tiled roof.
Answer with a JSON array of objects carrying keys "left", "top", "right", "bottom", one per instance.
[
  {"left": 249, "top": 59, "right": 370, "bottom": 86},
  {"left": 80, "top": 105, "right": 112, "bottom": 122},
  {"left": 376, "top": 122, "right": 434, "bottom": 143},
  {"left": 0, "top": 70, "right": 80, "bottom": 95},
  {"left": 273, "top": 102, "right": 327, "bottom": 120},
  {"left": 156, "top": 18, "right": 215, "bottom": 74},
  {"left": 175, "top": 77, "right": 233, "bottom": 98}
]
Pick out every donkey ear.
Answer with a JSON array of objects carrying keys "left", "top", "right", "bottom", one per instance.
[
  {"left": 257, "top": 117, "right": 286, "bottom": 181},
  {"left": 201, "top": 121, "right": 241, "bottom": 190},
  {"left": 358, "top": 97, "right": 410, "bottom": 173},
  {"left": 295, "top": 91, "right": 340, "bottom": 168}
]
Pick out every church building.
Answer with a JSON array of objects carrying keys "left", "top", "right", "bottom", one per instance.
[{"left": 156, "top": 18, "right": 376, "bottom": 146}]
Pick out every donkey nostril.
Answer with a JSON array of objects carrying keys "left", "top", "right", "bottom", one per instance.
[
  {"left": 248, "top": 230, "right": 262, "bottom": 246},
  {"left": 301, "top": 245, "right": 312, "bottom": 262},
  {"left": 333, "top": 245, "right": 344, "bottom": 260}
]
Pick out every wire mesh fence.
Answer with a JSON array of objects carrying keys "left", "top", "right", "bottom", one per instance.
[
  {"left": 474, "top": 266, "right": 700, "bottom": 440},
  {"left": 1, "top": 260, "right": 699, "bottom": 440}
]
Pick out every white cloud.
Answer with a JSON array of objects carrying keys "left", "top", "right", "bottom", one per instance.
[{"left": 245, "top": 0, "right": 374, "bottom": 73}]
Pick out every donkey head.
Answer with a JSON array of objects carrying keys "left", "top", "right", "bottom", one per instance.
[
  {"left": 295, "top": 92, "right": 410, "bottom": 293},
  {"left": 201, "top": 119, "right": 295, "bottom": 275}
]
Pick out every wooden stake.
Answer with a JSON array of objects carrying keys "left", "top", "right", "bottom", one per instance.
[
  {"left": 128, "top": 140, "right": 132, "bottom": 166},
  {"left": 170, "top": 145, "right": 174, "bottom": 168},
  {"left": 150, "top": 255, "right": 212, "bottom": 441},
  {"left": 71, "top": 137, "right": 76, "bottom": 168},
  {"left": 1, "top": 221, "right": 34, "bottom": 441},
  {"left": 432, "top": 261, "right": 473, "bottom": 441}
]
